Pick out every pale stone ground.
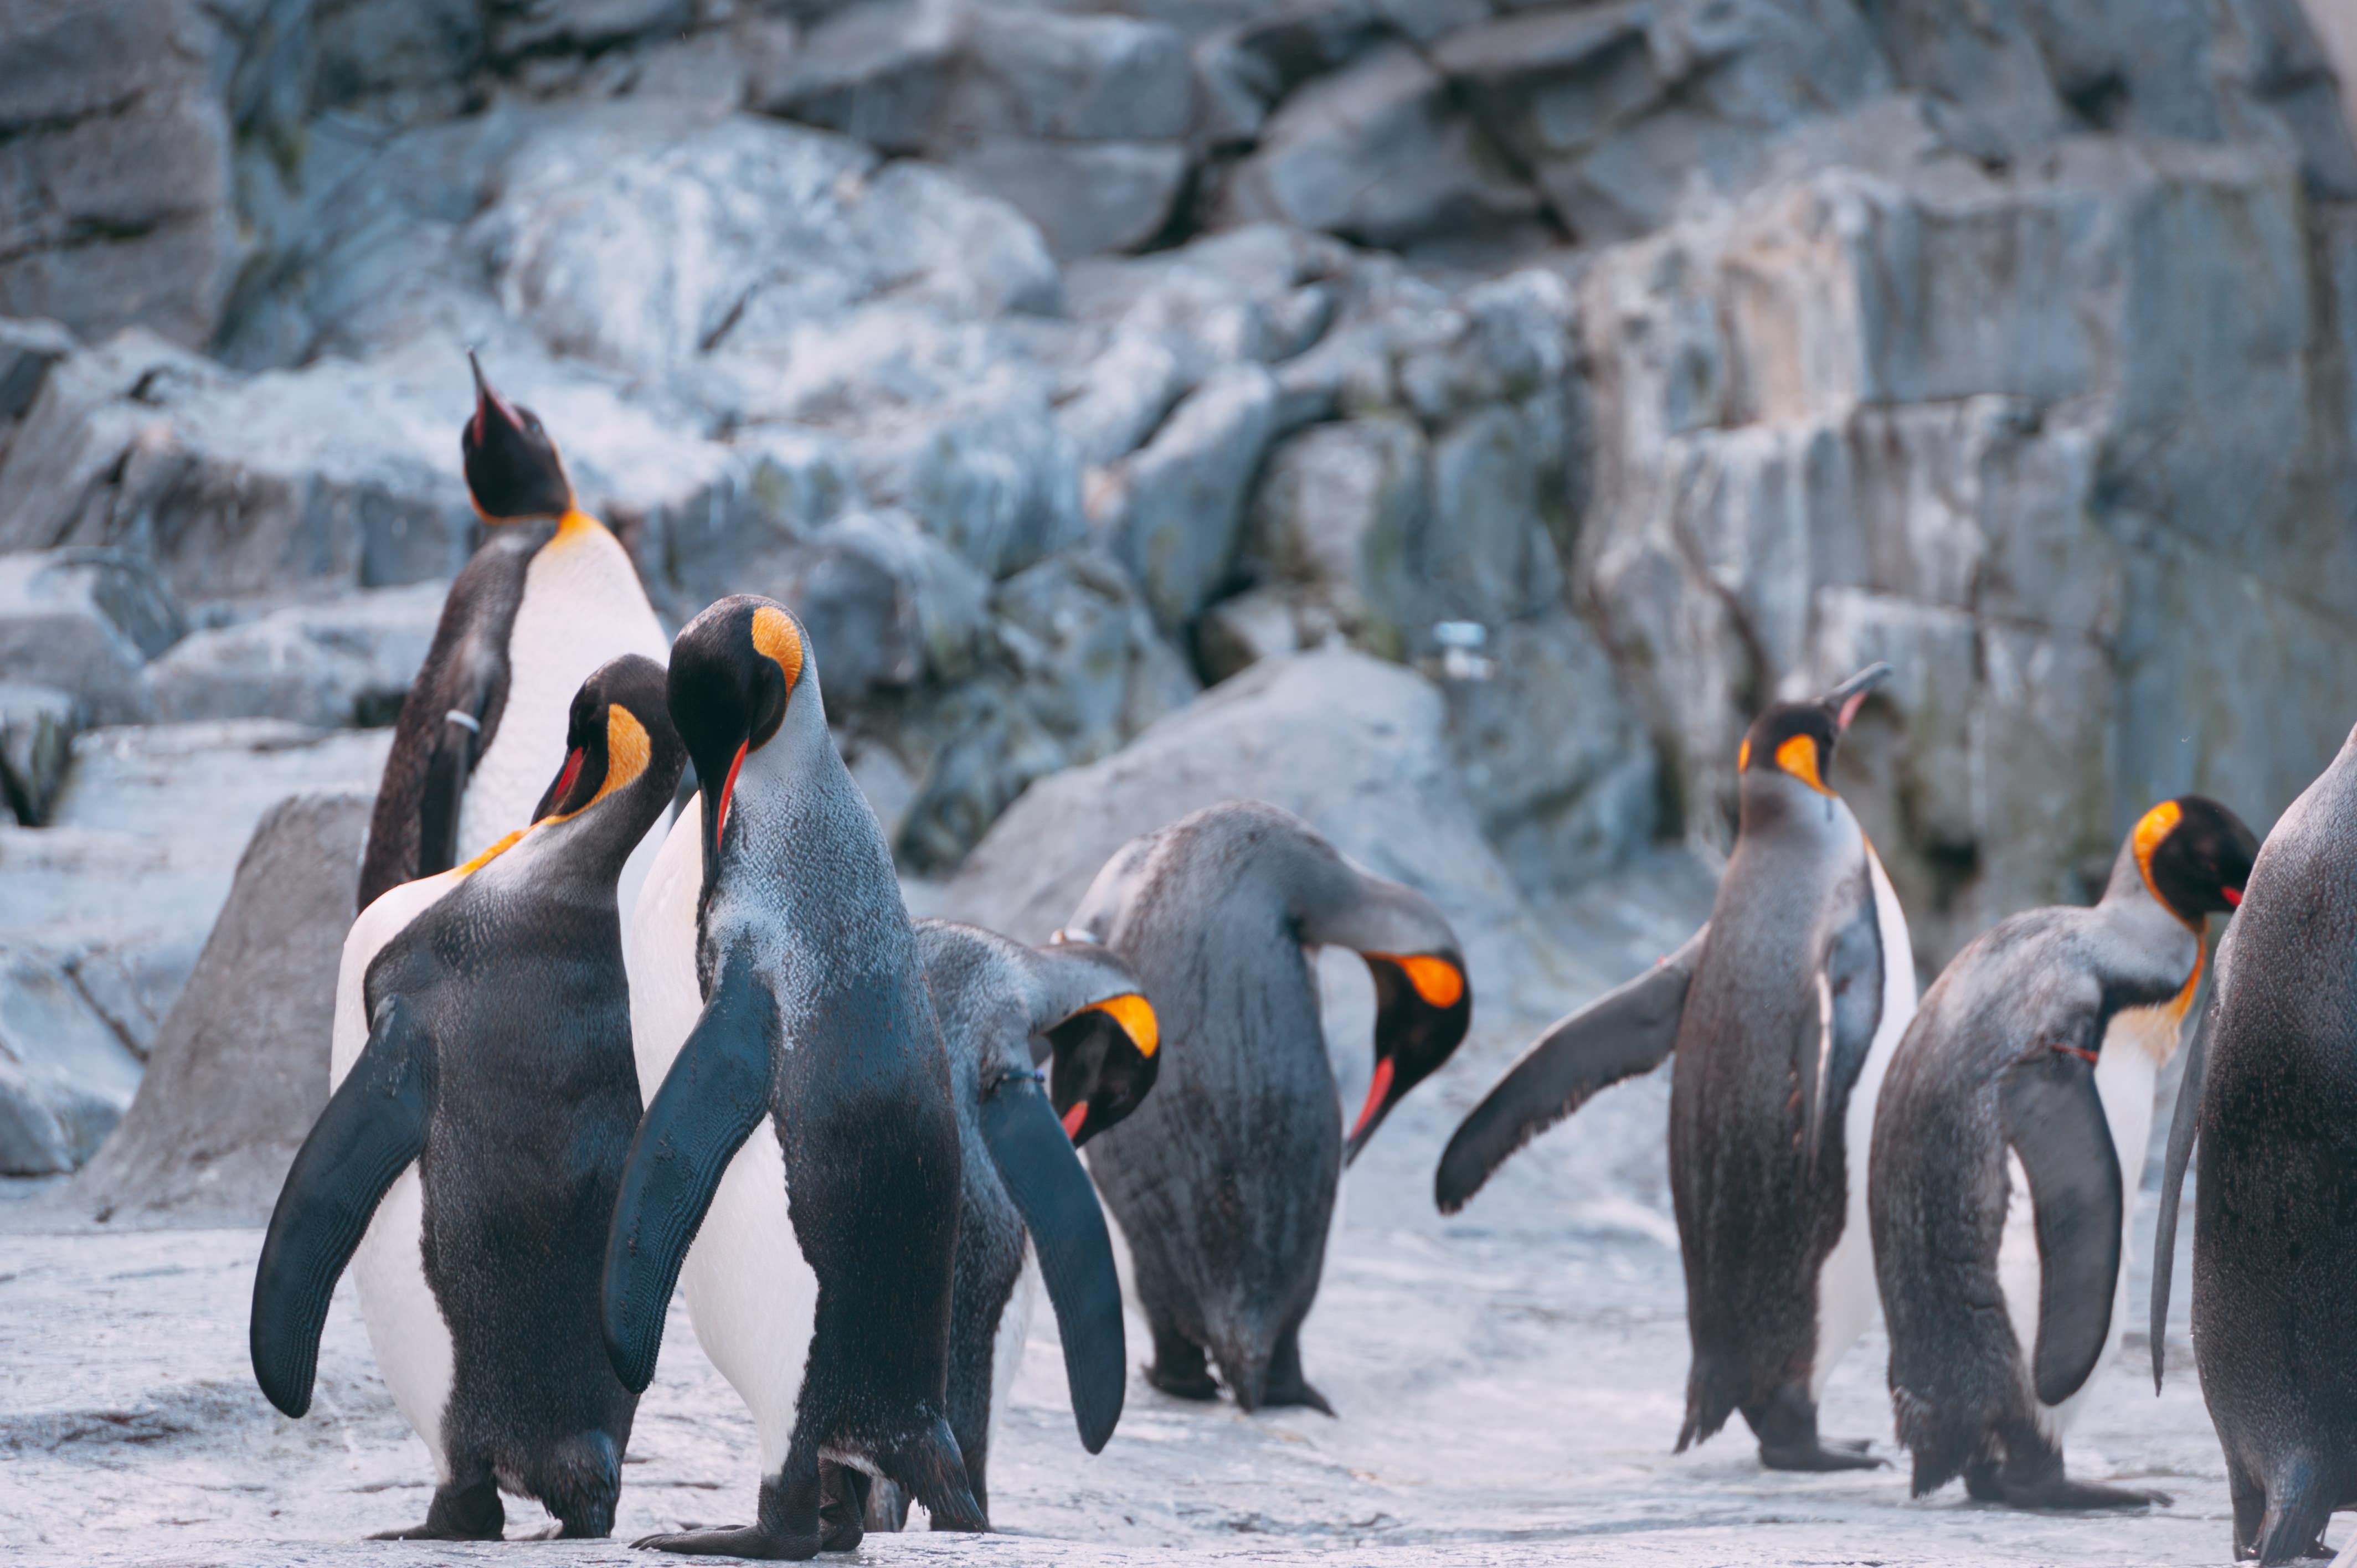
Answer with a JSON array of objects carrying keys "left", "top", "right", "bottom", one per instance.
[{"left": 0, "top": 875, "right": 2309, "bottom": 1567}]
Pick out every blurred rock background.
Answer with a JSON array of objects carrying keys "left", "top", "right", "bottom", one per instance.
[{"left": 0, "top": 0, "right": 2352, "bottom": 1196}]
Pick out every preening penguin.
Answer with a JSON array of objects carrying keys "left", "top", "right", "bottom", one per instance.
[
  {"left": 1436, "top": 664, "right": 1913, "bottom": 1471},
  {"left": 603, "top": 596, "right": 984, "bottom": 1558},
  {"left": 1874, "top": 795, "right": 2253, "bottom": 1510},
  {"left": 359, "top": 353, "right": 669, "bottom": 915},
  {"left": 1062, "top": 800, "right": 1471, "bottom": 1415},
  {"left": 863, "top": 920, "right": 1159, "bottom": 1531},
  {"left": 2151, "top": 732, "right": 2357, "bottom": 1562},
  {"left": 251, "top": 653, "right": 685, "bottom": 1540}
]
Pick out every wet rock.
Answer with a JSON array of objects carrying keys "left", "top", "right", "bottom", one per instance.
[
  {"left": 141, "top": 581, "right": 447, "bottom": 729},
  {"left": 0, "top": 682, "right": 76, "bottom": 826},
  {"left": 71, "top": 790, "right": 369, "bottom": 1221},
  {"left": 1098, "top": 363, "right": 1280, "bottom": 630},
  {"left": 0, "top": 316, "right": 75, "bottom": 428},
  {"left": 0, "top": 549, "right": 184, "bottom": 726},
  {"left": 1216, "top": 43, "right": 1546, "bottom": 252},
  {"left": 0, "top": 943, "right": 145, "bottom": 1176}
]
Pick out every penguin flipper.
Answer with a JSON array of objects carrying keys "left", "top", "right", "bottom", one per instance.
[
  {"left": 1434, "top": 925, "right": 1707, "bottom": 1215},
  {"left": 977, "top": 1067, "right": 1125, "bottom": 1453},
  {"left": 601, "top": 948, "right": 774, "bottom": 1395},
  {"left": 2000, "top": 1044, "right": 2124, "bottom": 1407},
  {"left": 2150, "top": 974, "right": 2216, "bottom": 1392},
  {"left": 250, "top": 994, "right": 436, "bottom": 1419}
]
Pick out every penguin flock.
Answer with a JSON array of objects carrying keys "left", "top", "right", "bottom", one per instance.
[{"left": 233, "top": 361, "right": 2357, "bottom": 1564}]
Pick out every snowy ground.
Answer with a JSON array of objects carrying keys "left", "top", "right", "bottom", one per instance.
[{"left": 0, "top": 871, "right": 2296, "bottom": 1567}]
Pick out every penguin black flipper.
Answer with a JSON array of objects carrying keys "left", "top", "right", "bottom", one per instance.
[
  {"left": 602, "top": 948, "right": 774, "bottom": 1395},
  {"left": 1999, "top": 1045, "right": 2124, "bottom": 1407},
  {"left": 976, "top": 1066, "right": 1125, "bottom": 1453},
  {"left": 251, "top": 994, "right": 436, "bottom": 1419},
  {"left": 2151, "top": 973, "right": 2217, "bottom": 1392},
  {"left": 1435, "top": 926, "right": 1707, "bottom": 1215}
]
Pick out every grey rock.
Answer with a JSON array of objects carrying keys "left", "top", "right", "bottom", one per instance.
[
  {"left": 0, "top": 549, "right": 185, "bottom": 725},
  {"left": 947, "top": 8, "right": 1194, "bottom": 142},
  {"left": 945, "top": 137, "right": 1190, "bottom": 260},
  {"left": 759, "top": 0, "right": 967, "bottom": 152},
  {"left": 1216, "top": 43, "right": 1546, "bottom": 251},
  {"left": 630, "top": 424, "right": 860, "bottom": 626},
  {"left": 1055, "top": 328, "right": 1192, "bottom": 470},
  {"left": 0, "top": 681, "right": 76, "bottom": 826},
  {"left": 0, "top": 0, "right": 239, "bottom": 348},
  {"left": 491, "top": 0, "right": 694, "bottom": 61},
  {"left": 0, "top": 316, "right": 76, "bottom": 427},
  {"left": 1099, "top": 363, "right": 1280, "bottom": 630},
  {"left": 1196, "top": 585, "right": 1304, "bottom": 684},
  {"left": 141, "top": 581, "right": 448, "bottom": 729},
  {"left": 1240, "top": 412, "right": 1428, "bottom": 658},
  {"left": 70, "top": 790, "right": 369, "bottom": 1222},
  {"left": 0, "top": 943, "right": 145, "bottom": 1176},
  {"left": 781, "top": 508, "right": 991, "bottom": 709}
]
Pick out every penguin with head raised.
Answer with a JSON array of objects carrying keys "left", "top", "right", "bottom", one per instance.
[
  {"left": 251, "top": 653, "right": 685, "bottom": 1540},
  {"left": 603, "top": 596, "right": 984, "bottom": 1557},
  {"left": 1874, "top": 794, "right": 2253, "bottom": 1509},
  {"left": 1438, "top": 663, "right": 1912, "bottom": 1471},
  {"left": 2150, "top": 734, "right": 2357, "bottom": 1561},
  {"left": 359, "top": 353, "right": 670, "bottom": 917},
  {"left": 860, "top": 920, "right": 1158, "bottom": 1531},
  {"left": 1061, "top": 800, "right": 1470, "bottom": 1415}
]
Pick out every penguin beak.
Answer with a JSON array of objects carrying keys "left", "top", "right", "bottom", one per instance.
[
  {"left": 1043, "top": 993, "right": 1160, "bottom": 1148},
  {"left": 1824, "top": 662, "right": 1894, "bottom": 734},
  {"left": 469, "top": 349, "right": 525, "bottom": 448},
  {"left": 1347, "top": 953, "right": 1471, "bottom": 1165}
]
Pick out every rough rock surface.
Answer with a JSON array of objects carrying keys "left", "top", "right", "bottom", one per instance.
[
  {"left": 0, "top": 943, "right": 144, "bottom": 1175},
  {"left": 68, "top": 791, "right": 366, "bottom": 1222}
]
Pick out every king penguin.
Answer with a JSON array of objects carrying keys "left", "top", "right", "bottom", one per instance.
[
  {"left": 602, "top": 595, "right": 985, "bottom": 1557},
  {"left": 358, "top": 353, "right": 670, "bottom": 921},
  {"left": 1436, "top": 663, "right": 1912, "bottom": 1471},
  {"left": 1061, "top": 800, "right": 1471, "bottom": 1415},
  {"left": 1874, "top": 795, "right": 2253, "bottom": 1509},
  {"left": 863, "top": 919, "right": 1160, "bottom": 1532},
  {"left": 251, "top": 653, "right": 685, "bottom": 1540},
  {"left": 2152, "top": 734, "right": 2357, "bottom": 1561}
]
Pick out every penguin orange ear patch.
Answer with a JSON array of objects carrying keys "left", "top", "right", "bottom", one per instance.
[
  {"left": 752, "top": 605, "right": 804, "bottom": 692},
  {"left": 1083, "top": 993, "right": 1159, "bottom": 1058},
  {"left": 1370, "top": 953, "right": 1465, "bottom": 1009},
  {"left": 2132, "top": 798, "right": 2184, "bottom": 899},
  {"left": 1774, "top": 733, "right": 1828, "bottom": 795}
]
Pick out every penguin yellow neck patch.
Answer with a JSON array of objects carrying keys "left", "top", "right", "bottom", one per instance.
[
  {"left": 752, "top": 605, "right": 804, "bottom": 692},
  {"left": 455, "top": 828, "right": 527, "bottom": 876},
  {"left": 1774, "top": 733, "right": 1829, "bottom": 795},
  {"left": 1373, "top": 953, "right": 1466, "bottom": 1009},
  {"left": 2133, "top": 799, "right": 2184, "bottom": 914},
  {"left": 1083, "top": 992, "right": 1159, "bottom": 1058}
]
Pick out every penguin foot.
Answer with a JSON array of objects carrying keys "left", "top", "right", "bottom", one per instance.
[
  {"left": 1145, "top": 1361, "right": 1222, "bottom": 1401},
  {"left": 631, "top": 1525, "right": 819, "bottom": 1559},
  {"left": 371, "top": 1479, "right": 503, "bottom": 1540},
  {"left": 1758, "top": 1440, "right": 1888, "bottom": 1472},
  {"left": 2000, "top": 1477, "right": 2170, "bottom": 1511},
  {"left": 1256, "top": 1378, "right": 1336, "bottom": 1417}
]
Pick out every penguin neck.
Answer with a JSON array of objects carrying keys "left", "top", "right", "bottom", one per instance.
[
  {"left": 1736, "top": 770, "right": 1859, "bottom": 851},
  {"left": 2097, "top": 834, "right": 2202, "bottom": 954},
  {"left": 699, "top": 688, "right": 910, "bottom": 995}
]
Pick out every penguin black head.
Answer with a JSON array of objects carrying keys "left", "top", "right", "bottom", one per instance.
[
  {"left": 1346, "top": 949, "right": 1471, "bottom": 1164},
  {"left": 1036, "top": 947, "right": 1161, "bottom": 1147},
  {"left": 462, "top": 352, "right": 574, "bottom": 524},
  {"left": 532, "top": 654, "right": 687, "bottom": 827},
  {"left": 1738, "top": 662, "right": 1893, "bottom": 797},
  {"left": 2132, "top": 795, "right": 2258, "bottom": 929},
  {"left": 667, "top": 595, "right": 810, "bottom": 864}
]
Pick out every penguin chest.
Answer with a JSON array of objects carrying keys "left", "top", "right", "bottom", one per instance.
[
  {"left": 456, "top": 525, "right": 667, "bottom": 866},
  {"left": 627, "top": 813, "right": 821, "bottom": 1479}
]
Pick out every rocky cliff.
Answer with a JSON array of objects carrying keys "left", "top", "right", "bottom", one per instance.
[{"left": 1, "top": 0, "right": 2352, "bottom": 1178}]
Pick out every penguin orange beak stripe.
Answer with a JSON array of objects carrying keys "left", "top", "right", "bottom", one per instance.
[
  {"left": 714, "top": 739, "right": 750, "bottom": 845},
  {"left": 550, "top": 746, "right": 584, "bottom": 807},
  {"left": 1062, "top": 1101, "right": 1089, "bottom": 1141},
  {"left": 1368, "top": 953, "right": 1465, "bottom": 1009},
  {"left": 1349, "top": 1056, "right": 1396, "bottom": 1144},
  {"left": 2223, "top": 887, "right": 2242, "bottom": 907}
]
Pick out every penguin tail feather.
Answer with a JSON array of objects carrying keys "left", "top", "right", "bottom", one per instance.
[
  {"left": 1674, "top": 1361, "right": 1737, "bottom": 1453},
  {"left": 872, "top": 1417, "right": 985, "bottom": 1533},
  {"left": 1207, "top": 1329, "right": 1272, "bottom": 1415}
]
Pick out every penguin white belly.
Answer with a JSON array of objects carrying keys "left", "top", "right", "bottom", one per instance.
[
  {"left": 1811, "top": 844, "right": 1918, "bottom": 1397},
  {"left": 457, "top": 522, "right": 671, "bottom": 926},
  {"left": 335, "top": 874, "right": 466, "bottom": 1478},
  {"left": 630, "top": 809, "right": 821, "bottom": 1478},
  {"left": 988, "top": 1246, "right": 1040, "bottom": 1459},
  {"left": 2000, "top": 1001, "right": 2175, "bottom": 1438}
]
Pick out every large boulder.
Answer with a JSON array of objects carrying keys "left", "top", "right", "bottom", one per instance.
[
  {"left": 141, "top": 582, "right": 447, "bottom": 728},
  {"left": 71, "top": 790, "right": 368, "bottom": 1221},
  {"left": 935, "top": 647, "right": 1575, "bottom": 1024}
]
